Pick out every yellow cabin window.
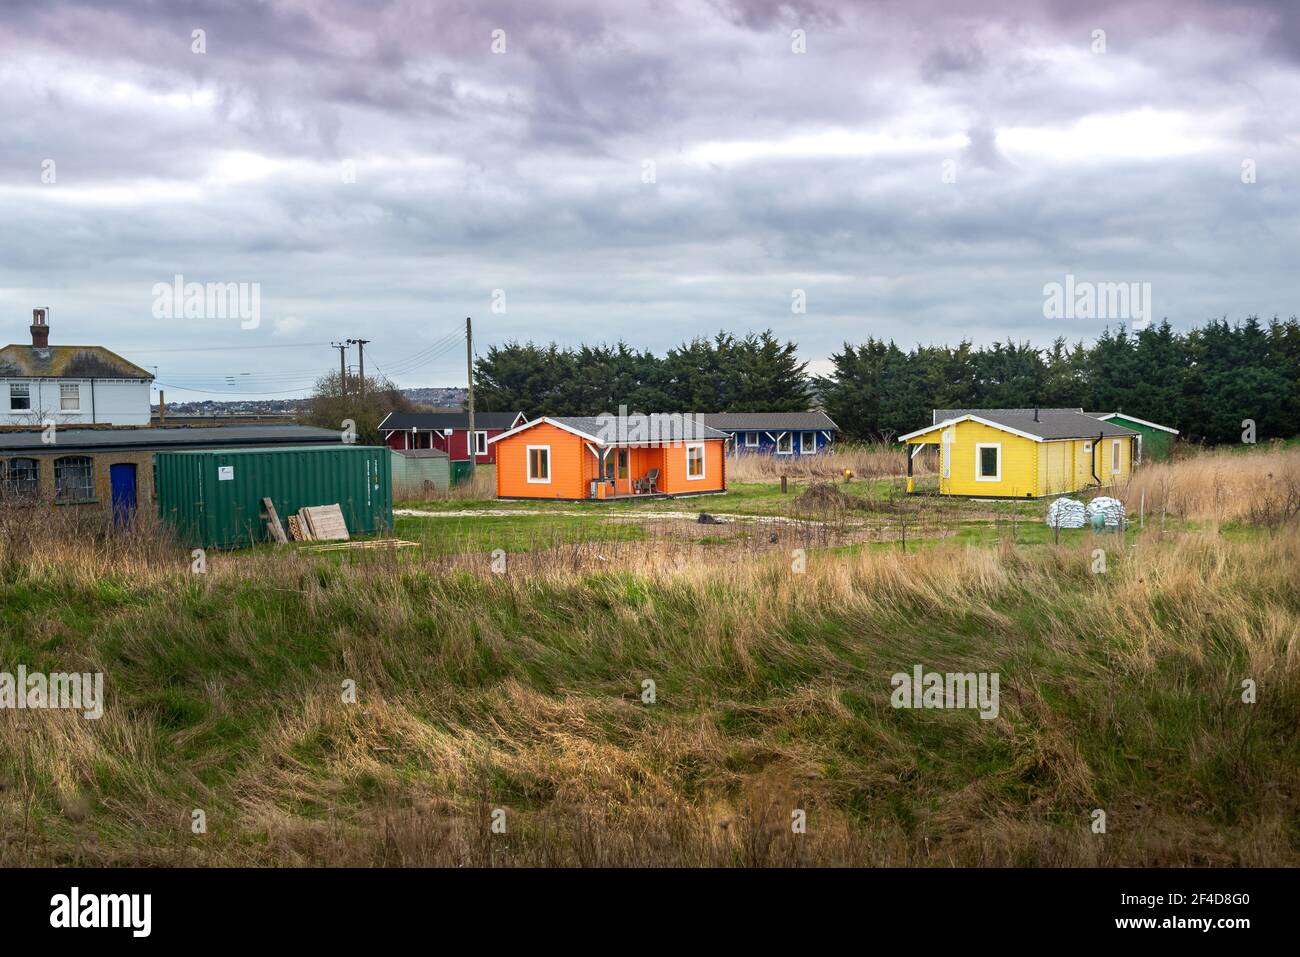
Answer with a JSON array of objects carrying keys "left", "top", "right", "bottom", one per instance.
[{"left": 976, "top": 443, "right": 1001, "bottom": 482}]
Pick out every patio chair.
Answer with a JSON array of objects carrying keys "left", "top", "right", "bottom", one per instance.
[{"left": 634, "top": 468, "right": 659, "bottom": 494}]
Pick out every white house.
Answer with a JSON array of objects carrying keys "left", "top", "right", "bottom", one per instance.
[{"left": 0, "top": 309, "right": 153, "bottom": 426}]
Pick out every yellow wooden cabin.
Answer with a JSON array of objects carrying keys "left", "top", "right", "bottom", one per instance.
[{"left": 899, "top": 410, "right": 1139, "bottom": 498}]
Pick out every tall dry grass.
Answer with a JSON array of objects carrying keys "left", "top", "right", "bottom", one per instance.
[
  {"left": 728, "top": 442, "right": 933, "bottom": 483},
  {"left": 1, "top": 484, "right": 1297, "bottom": 866},
  {"left": 1126, "top": 442, "right": 1300, "bottom": 525},
  {"left": 395, "top": 464, "right": 496, "bottom": 503}
]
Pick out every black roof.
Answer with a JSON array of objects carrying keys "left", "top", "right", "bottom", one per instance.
[
  {"left": 379, "top": 411, "right": 523, "bottom": 431},
  {"left": 0, "top": 424, "right": 348, "bottom": 453},
  {"left": 700, "top": 411, "right": 838, "bottom": 432}
]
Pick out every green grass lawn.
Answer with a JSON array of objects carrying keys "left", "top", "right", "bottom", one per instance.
[
  {"left": 392, "top": 512, "right": 648, "bottom": 557},
  {"left": 387, "top": 476, "right": 1068, "bottom": 564},
  {"left": 397, "top": 477, "right": 1048, "bottom": 519}
]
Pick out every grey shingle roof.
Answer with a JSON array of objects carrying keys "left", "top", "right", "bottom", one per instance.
[
  {"left": 548, "top": 414, "right": 728, "bottom": 443},
  {"left": 933, "top": 408, "right": 1082, "bottom": 425},
  {"left": 379, "top": 411, "right": 522, "bottom": 431},
  {"left": 0, "top": 424, "right": 347, "bottom": 452},
  {"left": 940, "top": 410, "right": 1137, "bottom": 440},
  {"left": 700, "top": 411, "right": 838, "bottom": 432}
]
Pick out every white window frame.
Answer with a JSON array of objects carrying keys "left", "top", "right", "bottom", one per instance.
[
  {"left": 685, "top": 442, "right": 705, "bottom": 480},
  {"left": 975, "top": 442, "right": 1002, "bottom": 482},
  {"left": 473, "top": 430, "right": 488, "bottom": 455},
  {"left": 775, "top": 432, "right": 792, "bottom": 455},
  {"left": 60, "top": 382, "right": 80, "bottom": 411},
  {"left": 9, "top": 382, "right": 30, "bottom": 411},
  {"left": 1083, "top": 442, "right": 1092, "bottom": 453},
  {"left": 800, "top": 431, "right": 816, "bottom": 453},
  {"left": 526, "top": 445, "right": 551, "bottom": 484},
  {"left": 1111, "top": 439, "right": 1121, "bottom": 474},
  {"left": 744, "top": 431, "right": 758, "bottom": 447}
]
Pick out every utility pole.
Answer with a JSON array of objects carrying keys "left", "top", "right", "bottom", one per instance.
[
  {"left": 331, "top": 342, "right": 348, "bottom": 396},
  {"left": 348, "top": 338, "right": 371, "bottom": 400},
  {"left": 465, "top": 317, "right": 475, "bottom": 477}
]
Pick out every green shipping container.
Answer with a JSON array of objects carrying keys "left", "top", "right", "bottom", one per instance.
[{"left": 155, "top": 444, "right": 392, "bottom": 549}]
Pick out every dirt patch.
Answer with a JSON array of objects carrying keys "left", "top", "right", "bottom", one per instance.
[{"left": 794, "top": 482, "right": 873, "bottom": 512}]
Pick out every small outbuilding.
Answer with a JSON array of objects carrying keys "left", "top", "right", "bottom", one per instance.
[
  {"left": 0, "top": 423, "right": 343, "bottom": 517},
  {"left": 378, "top": 410, "right": 526, "bottom": 464},
  {"left": 899, "top": 409, "right": 1138, "bottom": 498},
  {"left": 1086, "top": 412, "right": 1179, "bottom": 462},
  {"left": 390, "top": 447, "right": 450, "bottom": 496}
]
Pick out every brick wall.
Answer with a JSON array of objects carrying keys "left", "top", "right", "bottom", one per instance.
[{"left": 0, "top": 449, "right": 156, "bottom": 508}]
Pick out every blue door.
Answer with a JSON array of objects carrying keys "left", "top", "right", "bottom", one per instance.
[{"left": 110, "top": 463, "right": 137, "bottom": 522}]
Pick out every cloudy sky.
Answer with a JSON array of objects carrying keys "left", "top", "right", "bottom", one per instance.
[{"left": 2, "top": 0, "right": 1297, "bottom": 400}]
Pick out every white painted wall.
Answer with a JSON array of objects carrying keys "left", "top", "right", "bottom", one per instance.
[{"left": 0, "top": 378, "right": 151, "bottom": 425}]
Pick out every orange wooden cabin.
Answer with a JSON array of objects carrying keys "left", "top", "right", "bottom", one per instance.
[{"left": 489, "top": 415, "right": 728, "bottom": 500}]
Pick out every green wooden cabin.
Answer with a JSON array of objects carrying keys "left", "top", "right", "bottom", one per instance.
[{"left": 1089, "top": 413, "right": 1179, "bottom": 462}]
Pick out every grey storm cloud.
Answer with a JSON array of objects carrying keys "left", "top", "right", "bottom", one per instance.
[{"left": 0, "top": 0, "right": 1296, "bottom": 397}]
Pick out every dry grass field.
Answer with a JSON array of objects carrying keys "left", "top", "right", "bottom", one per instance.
[
  {"left": 726, "top": 442, "right": 935, "bottom": 483},
  {"left": 1, "top": 444, "right": 1297, "bottom": 866}
]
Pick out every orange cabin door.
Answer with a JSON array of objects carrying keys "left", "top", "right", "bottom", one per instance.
[{"left": 614, "top": 447, "right": 633, "bottom": 495}]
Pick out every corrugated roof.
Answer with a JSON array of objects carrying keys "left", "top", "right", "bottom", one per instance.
[
  {"left": 379, "top": 411, "right": 522, "bottom": 431},
  {"left": 392, "top": 448, "right": 449, "bottom": 459},
  {"left": 700, "top": 411, "right": 839, "bottom": 432},
  {"left": 0, "top": 424, "right": 346, "bottom": 452},
  {"left": 0, "top": 344, "right": 153, "bottom": 379},
  {"left": 933, "top": 408, "right": 1082, "bottom": 425}
]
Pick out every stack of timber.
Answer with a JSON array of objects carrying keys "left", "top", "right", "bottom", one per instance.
[{"left": 289, "top": 504, "right": 350, "bottom": 541}]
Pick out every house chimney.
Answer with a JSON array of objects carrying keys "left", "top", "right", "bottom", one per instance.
[
  {"left": 1034, "top": 407, "right": 1040, "bottom": 422},
  {"left": 30, "top": 308, "right": 49, "bottom": 348}
]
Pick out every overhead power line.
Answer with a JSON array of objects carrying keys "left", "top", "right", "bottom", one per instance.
[
  {"left": 129, "top": 341, "right": 334, "bottom": 354},
  {"left": 152, "top": 324, "right": 468, "bottom": 395}
]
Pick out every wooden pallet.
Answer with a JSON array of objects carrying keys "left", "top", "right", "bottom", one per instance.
[{"left": 298, "top": 504, "right": 349, "bottom": 541}]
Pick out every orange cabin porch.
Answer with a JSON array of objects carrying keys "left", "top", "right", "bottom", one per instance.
[{"left": 490, "top": 418, "right": 727, "bottom": 500}]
